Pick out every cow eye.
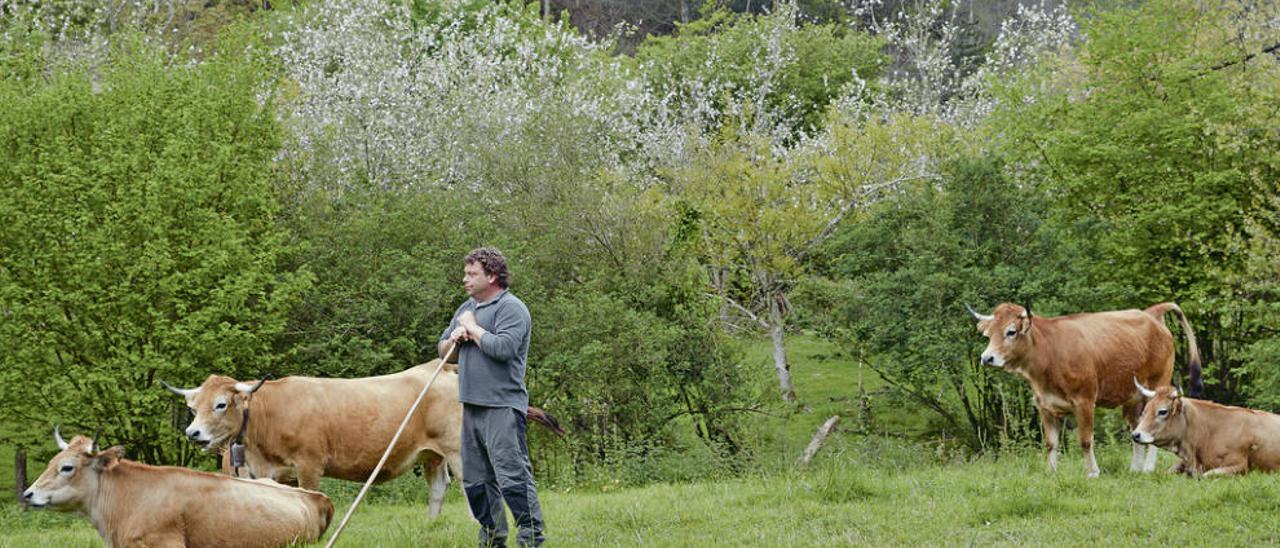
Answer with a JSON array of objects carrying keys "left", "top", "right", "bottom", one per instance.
[
  {"left": 59, "top": 464, "right": 74, "bottom": 473},
  {"left": 1005, "top": 329, "right": 1017, "bottom": 338},
  {"left": 1157, "top": 408, "right": 1168, "bottom": 417},
  {"left": 215, "top": 402, "right": 227, "bottom": 411}
]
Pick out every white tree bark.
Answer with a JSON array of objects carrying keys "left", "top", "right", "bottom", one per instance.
[
  {"left": 769, "top": 292, "right": 796, "bottom": 403},
  {"left": 798, "top": 415, "right": 840, "bottom": 466}
]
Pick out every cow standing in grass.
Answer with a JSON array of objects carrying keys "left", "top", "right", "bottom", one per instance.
[
  {"left": 1132, "top": 381, "right": 1280, "bottom": 476},
  {"left": 169, "top": 362, "right": 465, "bottom": 521},
  {"left": 165, "top": 363, "right": 562, "bottom": 521},
  {"left": 967, "top": 302, "right": 1202, "bottom": 477},
  {"left": 22, "top": 430, "right": 333, "bottom": 548}
]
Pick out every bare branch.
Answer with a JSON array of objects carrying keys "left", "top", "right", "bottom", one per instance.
[
  {"left": 798, "top": 174, "right": 932, "bottom": 261},
  {"left": 708, "top": 292, "right": 770, "bottom": 329}
]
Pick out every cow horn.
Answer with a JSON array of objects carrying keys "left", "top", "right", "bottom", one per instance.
[
  {"left": 234, "top": 376, "right": 268, "bottom": 394},
  {"left": 1022, "top": 301, "right": 1033, "bottom": 333},
  {"left": 966, "top": 303, "right": 992, "bottom": 322},
  {"left": 160, "top": 380, "right": 200, "bottom": 398},
  {"left": 1134, "top": 377, "right": 1156, "bottom": 399},
  {"left": 54, "top": 424, "right": 69, "bottom": 450},
  {"left": 1170, "top": 387, "right": 1180, "bottom": 399}
]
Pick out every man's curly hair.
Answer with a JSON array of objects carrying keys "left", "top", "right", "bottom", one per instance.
[{"left": 465, "top": 247, "right": 511, "bottom": 289}]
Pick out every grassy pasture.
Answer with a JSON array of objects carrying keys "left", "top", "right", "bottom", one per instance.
[
  {"left": 9, "top": 447, "right": 1279, "bottom": 547},
  {"left": 5, "top": 336, "right": 1280, "bottom": 546}
]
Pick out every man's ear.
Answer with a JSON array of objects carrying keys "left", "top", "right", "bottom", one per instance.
[{"left": 93, "top": 446, "right": 126, "bottom": 471}]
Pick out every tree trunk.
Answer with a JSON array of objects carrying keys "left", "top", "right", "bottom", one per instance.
[
  {"left": 711, "top": 269, "right": 732, "bottom": 329},
  {"left": 14, "top": 449, "right": 26, "bottom": 502},
  {"left": 769, "top": 294, "right": 796, "bottom": 403},
  {"left": 679, "top": 0, "right": 690, "bottom": 24}
]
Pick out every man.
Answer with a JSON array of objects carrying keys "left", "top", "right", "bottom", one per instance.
[{"left": 439, "top": 247, "right": 545, "bottom": 547}]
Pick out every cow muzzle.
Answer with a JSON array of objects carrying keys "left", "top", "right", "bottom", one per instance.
[
  {"left": 22, "top": 489, "right": 47, "bottom": 508},
  {"left": 1131, "top": 431, "right": 1154, "bottom": 444},
  {"left": 980, "top": 353, "right": 1004, "bottom": 367},
  {"left": 186, "top": 428, "right": 215, "bottom": 449}
]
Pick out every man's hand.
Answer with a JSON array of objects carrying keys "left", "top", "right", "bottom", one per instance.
[
  {"left": 448, "top": 326, "right": 469, "bottom": 343},
  {"left": 458, "top": 310, "right": 487, "bottom": 340}
]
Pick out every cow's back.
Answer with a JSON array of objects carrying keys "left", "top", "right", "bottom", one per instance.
[
  {"left": 1187, "top": 400, "right": 1280, "bottom": 473},
  {"left": 98, "top": 462, "right": 332, "bottom": 547},
  {"left": 1038, "top": 309, "right": 1175, "bottom": 407},
  {"left": 1244, "top": 409, "right": 1280, "bottom": 471}
]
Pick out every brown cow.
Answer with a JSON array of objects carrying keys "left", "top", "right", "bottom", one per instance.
[
  {"left": 1132, "top": 381, "right": 1280, "bottom": 476},
  {"left": 164, "top": 359, "right": 562, "bottom": 519},
  {"left": 22, "top": 429, "right": 332, "bottom": 548},
  {"left": 968, "top": 302, "right": 1202, "bottom": 477}
]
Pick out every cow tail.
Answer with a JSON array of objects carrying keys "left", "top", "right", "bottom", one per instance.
[
  {"left": 526, "top": 406, "right": 566, "bottom": 436},
  {"left": 1152, "top": 302, "right": 1204, "bottom": 397}
]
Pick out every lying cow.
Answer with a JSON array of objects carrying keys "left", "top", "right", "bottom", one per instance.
[
  {"left": 1132, "top": 380, "right": 1280, "bottom": 476},
  {"left": 968, "top": 302, "right": 1202, "bottom": 477},
  {"left": 22, "top": 428, "right": 333, "bottom": 548},
  {"left": 164, "top": 359, "right": 563, "bottom": 519}
]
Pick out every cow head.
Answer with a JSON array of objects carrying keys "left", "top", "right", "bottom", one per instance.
[
  {"left": 22, "top": 427, "right": 124, "bottom": 511},
  {"left": 162, "top": 375, "right": 264, "bottom": 451},
  {"left": 967, "top": 302, "right": 1034, "bottom": 368},
  {"left": 1131, "top": 380, "right": 1186, "bottom": 446}
]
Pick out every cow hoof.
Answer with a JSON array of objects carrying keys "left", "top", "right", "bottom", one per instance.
[{"left": 1086, "top": 470, "right": 1100, "bottom": 479}]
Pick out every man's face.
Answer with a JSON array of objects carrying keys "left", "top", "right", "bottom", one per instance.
[{"left": 463, "top": 261, "right": 494, "bottom": 298}]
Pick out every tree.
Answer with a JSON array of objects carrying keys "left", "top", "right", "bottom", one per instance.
[
  {"left": 992, "top": 0, "right": 1280, "bottom": 402},
  {"left": 271, "top": 0, "right": 763, "bottom": 476},
  {"left": 633, "top": 2, "right": 886, "bottom": 135},
  {"left": 812, "top": 158, "right": 1100, "bottom": 449},
  {"left": 0, "top": 33, "right": 308, "bottom": 464},
  {"left": 675, "top": 108, "right": 948, "bottom": 403}
]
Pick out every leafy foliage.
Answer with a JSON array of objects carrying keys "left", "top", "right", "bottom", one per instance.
[
  {"left": 810, "top": 158, "right": 1097, "bottom": 449},
  {"left": 992, "top": 0, "right": 1280, "bottom": 402},
  {"left": 634, "top": 3, "right": 887, "bottom": 133},
  {"left": 0, "top": 32, "right": 308, "bottom": 464},
  {"left": 2, "top": 0, "right": 1279, "bottom": 489}
]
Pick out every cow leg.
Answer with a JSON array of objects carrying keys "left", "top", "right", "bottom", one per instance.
[
  {"left": 424, "top": 455, "right": 448, "bottom": 519},
  {"left": 1143, "top": 445, "right": 1160, "bottom": 472},
  {"left": 1074, "top": 403, "right": 1099, "bottom": 478},
  {"left": 1202, "top": 460, "right": 1249, "bottom": 477},
  {"left": 1168, "top": 458, "right": 1193, "bottom": 475},
  {"left": 1129, "top": 442, "right": 1146, "bottom": 472},
  {"left": 446, "top": 450, "right": 475, "bottom": 519},
  {"left": 1038, "top": 407, "right": 1062, "bottom": 472},
  {"left": 1123, "top": 402, "right": 1151, "bottom": 473},
  {"left": 296, "top": 465, "right": 322, "bottom": 491}
]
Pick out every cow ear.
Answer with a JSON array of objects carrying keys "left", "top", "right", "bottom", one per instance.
[
  {"left": 92, "top": 446, "right": 125, "bottom": 471},
  {"left": 232, "top": 390, "right": 255, "bottom": 405}
]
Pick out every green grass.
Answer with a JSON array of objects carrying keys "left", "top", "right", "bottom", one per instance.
[
  {"left": 741, "top": 333, "right": 932, "bottom": 468},
  {"left": 10, "top": 447, "right": 1280, "bottom": 546},
  {"left": 8, "top": 334, "right": 1280, "bottom": 546}
]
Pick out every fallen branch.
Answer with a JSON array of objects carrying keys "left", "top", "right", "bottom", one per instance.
[{"left": 797, "top": 415, "right": 840, "bottom": 466}]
